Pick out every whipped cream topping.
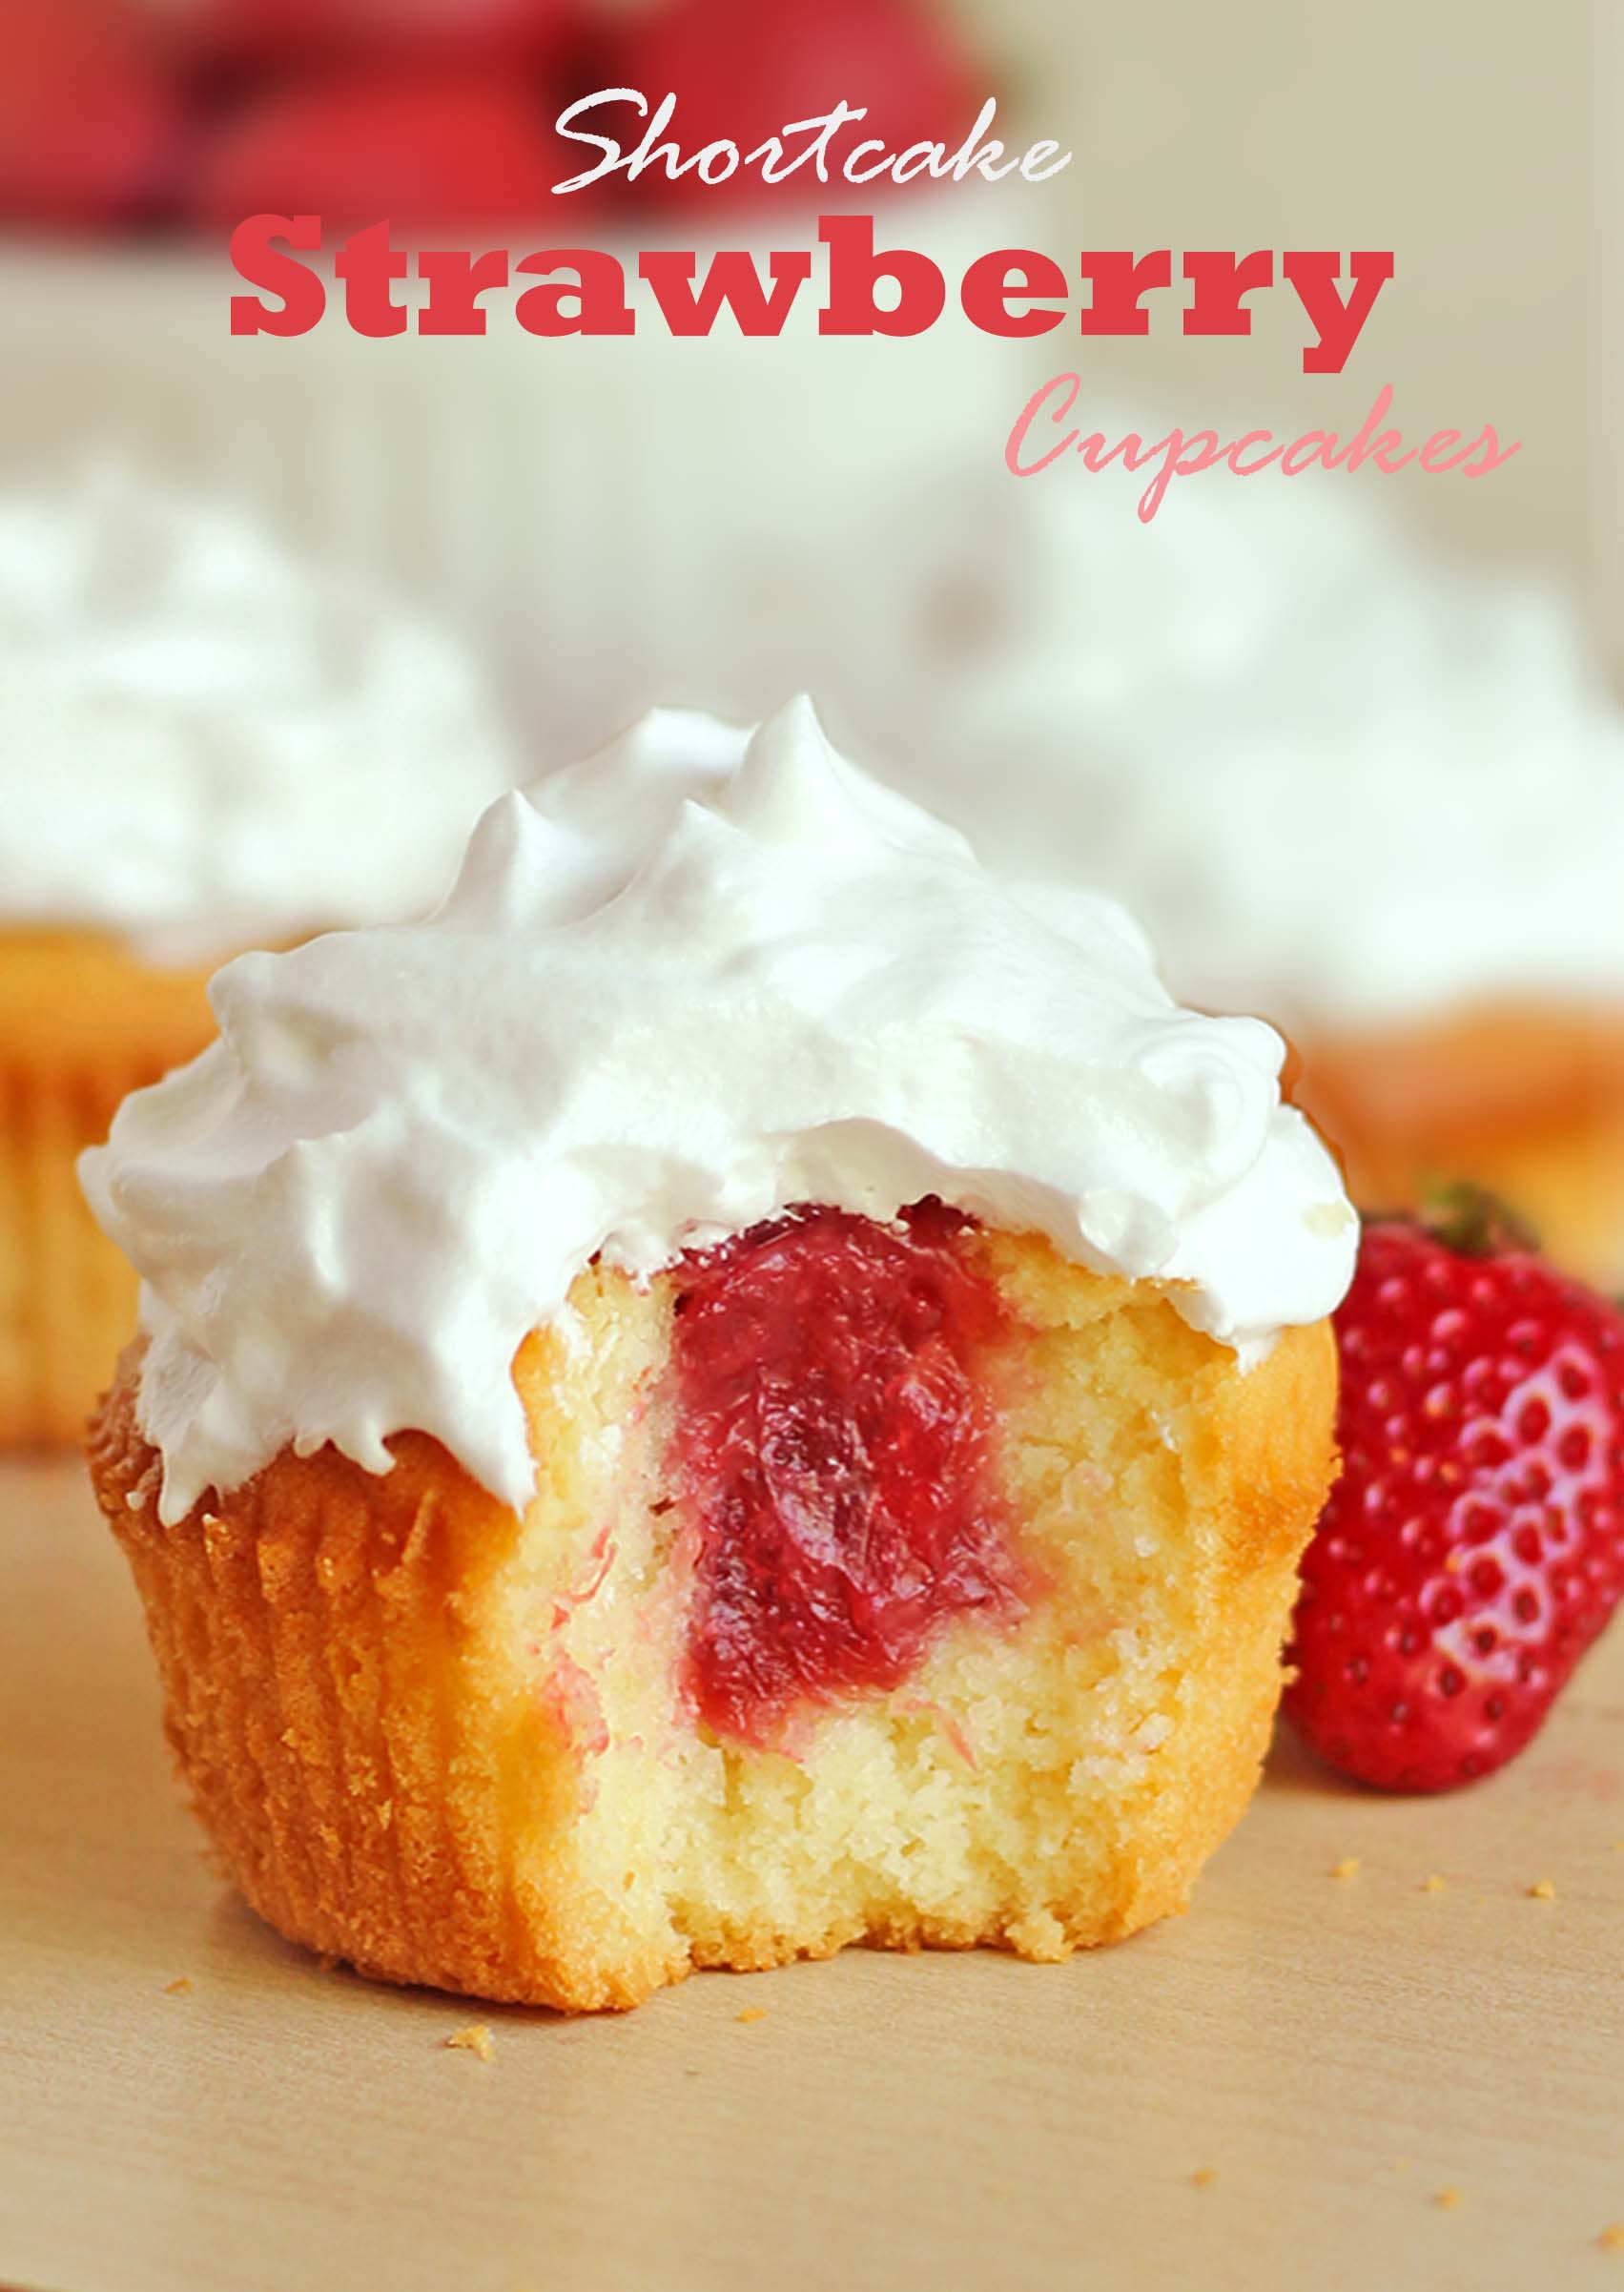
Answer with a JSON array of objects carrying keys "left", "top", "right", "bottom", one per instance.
[
  {"left": 0, "top": 468, "right": 517, "bottom": 960},
  {"left": 82, "top": 698, "right": 1357, "bottom": 1525},
  {"left": 838, "top": 475, "right": 1624, "bottom": 1028}
]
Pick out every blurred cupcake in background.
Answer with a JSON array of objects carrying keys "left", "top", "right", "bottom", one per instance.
[
  {"left": 0, "top": 0, "right": 1028, "bottom": 762},
  {"left": 847, "top": 474, "right": 1624, "bottom": 1290},
  {"left": 0, "top": 467, "right": 518, "bottom": 1446}
]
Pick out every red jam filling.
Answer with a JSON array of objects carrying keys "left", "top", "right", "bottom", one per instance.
[{"left": 665, "top": 1199, "right": 1027, "bottom": 1747}]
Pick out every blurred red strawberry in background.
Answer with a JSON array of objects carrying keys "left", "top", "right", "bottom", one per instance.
[
  {"left": 606, "top": 0, "right": 978, "bottom": 206},
  {"left": 169, "top": 0, "right": 577, "bottom": 69},
  {"left": 191, "top": 70, "right": 567, "bottom": 231},
  {"left": 0, "top": 0, "right": 183, "bottom": 228},
  {"left": 0, "top": 0, "right": 990, "bottom": 234}
]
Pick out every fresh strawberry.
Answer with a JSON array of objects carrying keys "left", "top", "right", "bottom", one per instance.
[
  {"left": 1285, "top": 1192, "right": 1624, "bottom": 1791},
  {"left": 192, "top": 69, "right": 564, "bottom": 231},
  {"left": 606, "top": 0, "right": 978, "bottom": 207}
]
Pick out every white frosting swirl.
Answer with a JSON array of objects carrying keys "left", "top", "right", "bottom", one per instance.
[
  {"left": 82, "top": 698, "right": 1356, "bottom": 1525},
  {"left": 0, "top": 469, "right": 517, "bottom": 960}
]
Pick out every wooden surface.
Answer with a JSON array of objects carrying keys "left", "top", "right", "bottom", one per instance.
[{"left": 3, "top": 1456, "right": 1623, "bottom": 2292}]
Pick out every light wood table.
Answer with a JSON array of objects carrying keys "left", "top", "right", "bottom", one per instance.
[{"left": 4, "top": 1456, "right": 1622, "bottom": 2292}]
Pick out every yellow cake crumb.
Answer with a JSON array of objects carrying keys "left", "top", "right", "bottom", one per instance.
[
  {"left": 736, "top": 2007, "right": 768, "bottom": 2024},
  {"left": 162, "top": 1975, "right": 192, "bottom": 1995},
  {"left": 446, "top": 2022, "right": 495, "bottom": 2061},
  {"left": 1331, "top": 1856, "right": 1362, "bottom": 1880},
  {"left": 1529, "top": 1878, "right": 1557, "bottom": 1901},
  {"left": 1599, "top": 2224, "right": 1624, "bottom": 2254},
  {"left": 1421, "top": 1874, "right": 1447, "bottom": 1894},
  {"left": 1190, "top": 2168, "right": 1217, "bottom": 2190},
  {"left": 1433, "top": 2187, "right": 1463, "bottom": 2212}
]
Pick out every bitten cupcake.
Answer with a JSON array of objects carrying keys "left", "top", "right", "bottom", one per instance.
[
  {"left": 0, "top": 468, "right": 516, "bottom": 1445},
  {"left": 83, "top": 699, "right": 1355, "bottom": 2011}
]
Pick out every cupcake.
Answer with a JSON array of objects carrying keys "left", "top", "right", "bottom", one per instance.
[
  {"left": 854, "top": 477, "right": 1624, "bottom": 1290},
  {"left": 0, "top": 467, "right": 516, "bottom": 1446},
  {"left": 83, "top": 699, "right": 1354, "bottom": 2010}
]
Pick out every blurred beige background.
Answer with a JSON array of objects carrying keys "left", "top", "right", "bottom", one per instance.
[{"left": 953, "top": 0, "right": 1588, "bottom": 589}]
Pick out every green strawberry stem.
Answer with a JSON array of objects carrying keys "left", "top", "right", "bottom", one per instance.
[{"left": 1414, "top": 1179, "right": 1539, "bottom": 1259}]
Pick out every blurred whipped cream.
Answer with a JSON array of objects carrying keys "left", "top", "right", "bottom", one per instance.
[
  {"left": 83, "top": 697, "right": 1355, "bottom": 1523},
  {"left": 840, "top": 474, "right": 1624, "bottom": 1029},
  {"left": 0, "top": 468, "right": 517, "bottom": 960}
]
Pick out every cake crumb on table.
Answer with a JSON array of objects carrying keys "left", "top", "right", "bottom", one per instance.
[
  {"left": 1330, "top": 1856, "right": 1362, "bottom": 1880},
  {"left": 445, "top": 2022, "right": 495, "bottom": 2062},
  {"left": 1599, "top": 2224, "right": 1624, "bottom": 2254},
  {"left": 1529, "top": 1877, "right": 1557, "bottom": 1901},
  {"left": 1421, "top": 1874, "right": 1447, "bottom": 1894},
  {"left": 735, "top": 2007, "right": 768, "bottom": 2024},
  {"left": 1190, "top": 2168, "right": 1217, "bottom": 2190},
  {"left": 162, "top": 1976, "right": 192, "bottom": 1995},
  {"left": 1433, "top": 2188, "right": 1463, "bottom": 2212}
]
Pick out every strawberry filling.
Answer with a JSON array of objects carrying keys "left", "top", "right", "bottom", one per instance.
[{"left": 666, "top": 1200, "right": 1027, "bottom": 1747}]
